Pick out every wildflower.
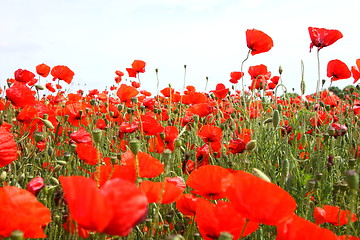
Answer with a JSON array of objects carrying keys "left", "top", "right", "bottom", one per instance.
[
  {"left": 327, "top": 59, "right": 351, "bottom": 81},
  {"left": 246, "top": 29, "right": 274, "bottom": 55},
  {"left": 51, "top": 65, "right": 75, "bottom": 84},
  {"left": 308, "top": 27, "right": 343, "bottom": 52}
]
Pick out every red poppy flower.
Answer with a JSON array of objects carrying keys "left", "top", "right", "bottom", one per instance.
[
  {"left": 230, "top": 71, "right": 244, "bottom": 84},
  {"left": 227, "top": 170, "right": 297, "bottom": 225},
  {"left": 45, "top": 82, "right": 56, "bottom": 92},
  {"left": 276, "top": 214, "right": 337, "bottom": 240},
  {"left": 117, "top": 84, "right": 139, "bottom": 102},
  {"left": 195, "top": 199, "right": 259, "bottom": 240},
  {"left": 187, "top": 165, "right": 233, "bottom": 200},
  {"left": 6, "top": 82, "right": 36, "bottom": 108},
  {"left": 26, "top": 176, "right": 45, "bottom": 196},
  {"left": 51, "top": 65, "right": 75, "bottom": 84},
  {"left": 313, "top": 205, "right": 357, "bottom": 226},
  {"left": 246, "top": 29, "right": 274, "bottom": 56},
  {"left": 187, "top": 102, "right": 214, "bottom": 117},
  {"left": 140, "top": 177, "right": 185, "bottom": 204},
  {"left": 91, "top": 164, "right": 137, "bottom": 187},
  {"left": 248, "top": 64, "right": 271, "bottom": 80},
  {"left": 131, "top": 81, "right": 141, "bottom": 88},
  {"left": 227, "top": 139, "right": 247, "bottom": 154},
  {"left": 14, "top": 69, "right": 36, "bottom": 83},
  {"left": 126, "top": 60, "right": 146, "bottom": 77},
  {"left": 327, "top": 59, "right": 351, "bottom": 81},
  {"left": 70, "top": 127, "right": 92, "bottom": 144},
  {"left": 351, "top": 59, "right": 360, "bottom": 83},
  {"left": 140, "top": 115, "right": 164, "bottom": 136},
  {"left": 120, "top": 121, "right": 139, "bottom": 133},
  {"left": 197, "top": 125, "right": 222, "bottom": 152},
  {"left": 0, "top": 125, "right": 17, "bottom": 167},
  {"left": 36, "top": 63, "right": 51, "bottom": 77},
  {"left": 176, "top": 194, "right": 200, "bottom": 216},
  {"left": 120, "top": 150, "right": 164, "bottom": 178},
  {"left": 308, "top": 27, "right": 343, "bottom": 52},
  {"left": 211, "top": 83, "right": 229, "bottom": 100},
  {"left": 337, "top": 235, "right": 360, "bottom": 240},
  {"left": 76, "top": 143, "right": 102, "bottom": 165},
  {"left": 59, "top": 176, "right": 148, "bottom": 236},
  {"left": 0, "top": 186, "right": 51, "bottom": 238}
]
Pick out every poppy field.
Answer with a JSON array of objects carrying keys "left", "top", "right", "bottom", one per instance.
[{"left": 1, "top": 27, "right": 360, "bottom": 240}]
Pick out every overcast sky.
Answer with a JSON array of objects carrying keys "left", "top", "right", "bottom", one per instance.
[{"left": 0, "top": 0, "right": 359, "bottom": 95}]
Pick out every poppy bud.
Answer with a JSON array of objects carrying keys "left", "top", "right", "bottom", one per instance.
[
  {"left": 300, "top": 79, "right": 306, "bottom": 96},
  {"left": 26, "top": 177, "right": 45, "bottom": 196},
  {"left": 174, "top": 139, "right": 183, "bottom": 148},
  {"left": 167, "top": 234, "right": 185, "bottom": 240},
  {"left": 130, "top": 138, "right": 141, "bottom": 155},
  {"left": 307, "top": 180, "right": 316, "bottom": 191},
  {"left": 163, "top": 149, "right": 172, "bottom": 161},
  {"left": 92, "top": 128, "right": 102, "bottom": 144},
  {"left": 42, "top": 119, "right": 54, "bottom": 130},
  {"left": 272, "top": 109, "right": 279, "bottom": 128},
  {"left": 346, "top": 170, "right": 359, "bottom": 190},
  {"left": 218, "top": 232, "right": 233, "bottom": 240},
  {"left": 281, "top": 159, "right": 290, "bottom": 183},
  {"left": 10, "top": 230, "right": 24, "bottom": 240},
  {"left": 348, "top": 158, "right": 356, "bottom": 168},
  {"left": 246, "top": 140, "right": 256, "bottom": 151},
  {"left": 34, "top": 132, "right": 45, "bottom": 143},
  {"left": 159, "top": 132, "right": 165, "bottom": 140},
  {"left": 263, "top": 118, "right": 272, "bottom": 124},
  {"left": 252, "top": 168, "right": 271, "bottom": 182},
  {"left": 315, "top": 172, "right": 323, "bottom": 181},
  {"left": 64, "top": 152, "right": 71, "bottom": 161},
  {"left": 0, "top": 171, "right": 7, "bottom": 183},
  {"left": 279, "top": 65, "right": 283, "bottom": 75},
  {"left": 49, "top": 176, "right": 59, "bottom": 186},
  {"left": 35, "top": 84, "right": 44, "bottom": 90}
]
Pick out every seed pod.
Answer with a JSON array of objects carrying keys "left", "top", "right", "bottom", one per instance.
[
  {"left": 346, "top": 170, "right": 359, "bottom": 190},
  {"left": 92, "top": 128, "right": 102, "bottom": 144},
  {"left": 129, "top": 138, "right": 141, "bottom": 155}
]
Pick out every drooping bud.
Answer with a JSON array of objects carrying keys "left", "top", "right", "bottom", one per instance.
[
  {"left": 35, "top": 84, "right": 44, "bottom": 90},
  {"left": 252, "top": 168, "right": 271, "bottom": 182},
  {"left": 245, "top": 140, "right": 257, "bottom": 151}
]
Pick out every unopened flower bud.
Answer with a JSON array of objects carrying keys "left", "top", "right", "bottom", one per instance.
[
  {"left": 246, "top": 140, "right": 256, "bottom": 151},
  {"left": 42, "top": 119, "right": 54, "bottom": 130},
  {"left": 34, "top": 132, "right": 45, "bottom": 143},
  {"left": 279, "top": 65, "right": 283, "bottom": 75},
  {"left": 35, "top": 84, "right": 44, "bottom": 90},
  {"left": 10, "top": 230, "right": 24, "bottom": 240},
  {"left": 218, "top": 232, "right": 233, "bottom": 240},
  {"left": 0, "top": 171, "right": 7, "bottom": 183},
  {"left": 252, "top": 168, "right": 271, "bottom": 182},
  {"left": 272, "top": 109, "right": 280, "bottom": 128}
]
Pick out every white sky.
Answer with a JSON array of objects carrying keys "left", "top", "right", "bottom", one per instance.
[{"left": 0, "top": 0, "right": 359, "bottom": 95}]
